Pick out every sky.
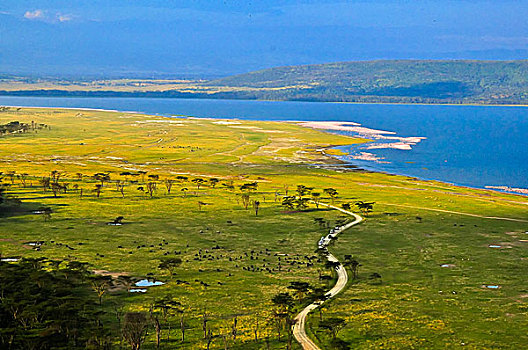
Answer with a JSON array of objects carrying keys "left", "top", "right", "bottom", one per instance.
[{"left": 1, "top": 0, "right": 528, "bottom": 78}]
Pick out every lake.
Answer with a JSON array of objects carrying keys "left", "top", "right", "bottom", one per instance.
[{"left": 0, "top": 96, "right": 526, "bottom": 193}]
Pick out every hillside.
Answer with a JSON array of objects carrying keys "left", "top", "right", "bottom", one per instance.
[
  {"left": 2, "top": 60, "right": 528, "bottom": 104},
  {"left": 206, "top": 60, "right": 528, "bottom": 104}
]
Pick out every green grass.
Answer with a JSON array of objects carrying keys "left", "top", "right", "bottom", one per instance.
[{"left": 0, "top": 107, "right": 527, "bottom": 349}]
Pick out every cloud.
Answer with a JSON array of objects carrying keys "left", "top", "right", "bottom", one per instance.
[
  {"left": 57, "top": 14, "right": 72, "bottom": 22},
  {"left": 24, "top": 9, "right": 45, "bottom": 20},
  {"left": 23, "top": 9, "right": 75, "bottom": 23}
]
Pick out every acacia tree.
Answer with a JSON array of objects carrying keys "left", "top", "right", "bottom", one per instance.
[
  {"left": 241, "top": 193, "right": 251, "bottom": 210},
  {"left": 271, "top": 292, "right": 294, "bottom": 343},
  {"left": 94, "top": 184, "right": 103, "bottom": 198},
  {"left": 355, "top": 201, "right": 375, "bottom": 216},
  {"left": 158, "top": 257, "right": 182, "bottom": 278},
  {"left": 341, "top": 203, "right": 351, "bottom": 211},
  {"left": 198, "top": 201, "right": 209, "bottom": 211},
  {"left": 90, "top": 275, "right": 112, "bottom": 305},
  {"left": 116, "top": 181, "right": 126, "bottom": 198},
  {"left": 343, "top": 256, "right": 360, "bottom": 279},
  {"left": 164, "top": 179, "right": 175, "bottom": 194},
  {"left": 209, "top": 178, "right": 219, "bottom": 188},
  {"left": 318, "top": 317, "right": 346, "bottom": 340},
  {"left": 39, "top": 177, "right": 51, "bottom": 191},
  {"left": 309, "top": 287, "right": 330, "bottom": 320},
  {"left": 192, "top": 178, "right": 206, "bottom": 189},
  {"left": 93, "top": 172, "right": 110, "bottom": 186},
  {"left": 146, "top": 182, "right": 157, "bottom": 197},
  {"left": 123, "top": 312, "right": 149, "bottom": 350},
  {"left": 311, "top": 192, "right": 321, "bottom": 208},
  {"left": 176, "top": 175, "right": 188, "bottom": 183},
  {"left": 288, "top": 281, "right": 312, "bottom": 301},
  {"left": 323, "top": 188, "right": 338, "bottom": 204}
]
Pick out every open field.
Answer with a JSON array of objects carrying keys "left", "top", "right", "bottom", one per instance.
[{"left": 1, "top": 107, "right": 527, "bottom": 349}]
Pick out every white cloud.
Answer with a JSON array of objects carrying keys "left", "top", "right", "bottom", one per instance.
[
  {"left": 57, "top": 14, "right": 72, "bottom": 22},
  {"left": 24, "top": 9, "right": 45, "bottom": 20}
]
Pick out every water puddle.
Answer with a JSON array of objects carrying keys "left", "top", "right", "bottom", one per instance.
[
  {"left": 441, "top": 264, "right": 455, "bottom": 268},
  {"left": 135, "top": 279, "right": 165, "bottom": 287},
  {"left": 129, "top": 289, "right": 148, "bottom": 293},
  {"left": 488, "top": 244, "right": 502, "bottom": 248},
  {"left": 1, "top": 258, "right": 19, "bottom": 262},
  {"left": 483, "top": 285, "right": 500, "bottom": 289}
]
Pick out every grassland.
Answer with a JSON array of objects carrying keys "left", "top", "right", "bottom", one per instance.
[{"left": 0, "top": 107, "right": 527, "bottom": 349}]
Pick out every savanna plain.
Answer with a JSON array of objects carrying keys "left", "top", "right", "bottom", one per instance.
[{"left": 1, "top": 107, "right": 527, "bottom": 349}]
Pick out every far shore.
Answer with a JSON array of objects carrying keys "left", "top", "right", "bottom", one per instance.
[{"left": 2, "top": 93, "right": 528, "bottom": 108}]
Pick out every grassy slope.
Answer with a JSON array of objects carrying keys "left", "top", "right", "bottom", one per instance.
[
  {"left": 4, "top": 60, "right": 528, "bottom": 104},
  {"left": 0, "top": 108, "right": 527, "bottom": 349}
]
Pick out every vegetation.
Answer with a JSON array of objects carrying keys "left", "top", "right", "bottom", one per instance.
[
  {"left": 4, "top": 60, "right": 528, "bottom": 104},
  {"left": 0, "top": 107, "right": 527, "bottom": 349}
]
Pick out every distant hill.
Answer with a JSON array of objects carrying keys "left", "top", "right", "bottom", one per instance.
[
  {"left": 204, "top": 60, "right": 528, "bottom": 104},
  {"left": 3, "top": 60, "right": 528, "bottom": 104}
]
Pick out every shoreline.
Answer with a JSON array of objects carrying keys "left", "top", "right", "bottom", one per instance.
[
  {"left": 3, "top": 94, "right": 528, "bottom": 108},
  {"left": 2, "top": 104, "right": 526, "bottom": 199}
]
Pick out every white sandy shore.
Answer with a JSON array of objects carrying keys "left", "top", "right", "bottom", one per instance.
[
  {"left": 298, "top": 120, "right": 426, "bottom": 150},
  {"left": 485, "top": 186, "right": 528, "bottom": 195}
]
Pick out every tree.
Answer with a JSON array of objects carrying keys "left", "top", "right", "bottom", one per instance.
[
  {"left": 93, "top": 172, "right": 110, "bottom": 186},
  {"left": 296, "top": 185, "right": 313, "bottom": 197},
  {"left": 325, "top": 260, "right": 341, "bottom": 271},
  {"left": 271, "top": 292, "right": 294, "bottom": 342},
  {"left": 176, "top": 175, "right": 188, "bottom": 182},
  {"left": 309, "top": 287, "right": 330, "bottom": 320},
  {"left": 123, "top": 312, "right": 149, "bottom": 350},
  {"left": 18, "top": 173, "right": 28, "bottom": 188},
  {"left": 117, "top": 181, "right": 126, "bottom": 198},
  {"left": 149, "top": 305, "right": 162, "bottom": 349},
  {"left": 146, "top": 182, "right": 157, "bottom": 197},
  {"left": 51, "top": 182, "right": 63, "bottom": 197},
  {"left": 318, "top": 317, "right": 346, "bottom": 340},
  {"left": 240, "top": 182, "right": 258, "bottom": 192},
  {"left": 0, "top": 258, "right": 110, "bottom": 349},
  {"left": 192, "top": 178, "right": 206, "bottom": 189},
  {"left": 281, "top": 196, "right": 295, "bottom": 210},
  {"left": 241, "top": 193, "right": 251, "bottom": 210},
  {"left": 164, "top": 179, "right": 175, "bottom": 194},
  {"left": 355, "top": 201, "right": 375, "bottom": 216},
  {"left": 209, "top": 178, "right": 219, "bottom": 188},
  {"left": 198, "top": 201, "right": 209, "bottom": 211},
  {"left": 39, "top": 177, "right": 51, "bottom": 191},
  {"left": 94, "top": 184, "right": 103, "bottom": 198},
  {"left": 38, "top": 206, "right": 52, "bottom": 221},
  {"left": 288, "top": 281, "right": 311, "bottom": 301},
  {"left": 343, "top": 256, "right": 360, "bottom": 279},
  {"left": 341, "top": 203, "right": 351, "bottom": 211},
  {"left": 323, "top": 188, "right": 338, "bottom": 204},
  {"left": 138, "top": 171, "right": 147, "bottom": 182},
  {"left": 158, "top": 257, "right": 182, "bottom": 278},
  {"left": 368, "top": 272, "right": 382, "bottom": 284},
  {"left": 311, "top": 192, "right": 321, "bottom": 208},
  {"left": 181, "top": 187, "right": 188, "bottom": 197},
  {"left": 90, "top": 275, "right": 112, "bottom": 305},
  {"left": 153, "top": 296, "right": 181, "bottom": 343}
]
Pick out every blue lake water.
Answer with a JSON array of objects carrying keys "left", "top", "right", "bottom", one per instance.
[{"left": 0, "top": 96, "right": 526, "bottom": 192}]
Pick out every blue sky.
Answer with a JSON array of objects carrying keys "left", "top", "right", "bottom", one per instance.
[{"left": 1, "top": 1, "right": 528, "bottom": 77}]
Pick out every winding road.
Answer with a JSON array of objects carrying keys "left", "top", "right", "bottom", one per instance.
[{"left": 293, "top": 203, "right": 363, "bottom": 349}]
